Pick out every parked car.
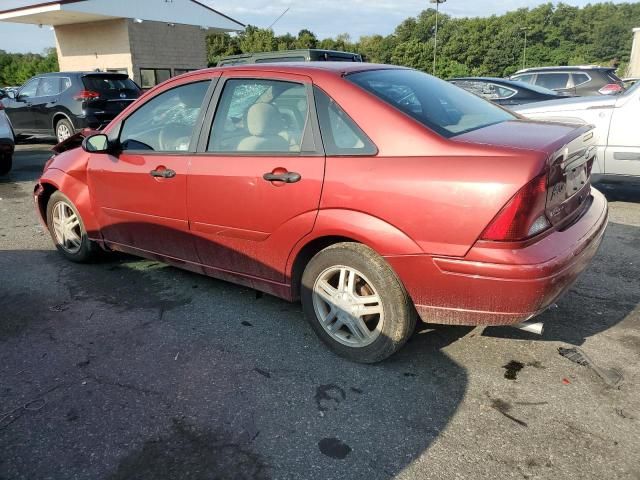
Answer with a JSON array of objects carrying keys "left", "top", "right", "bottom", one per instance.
[
  {"left": 218, "top": 49, "right": 362, "bottom": 67},
  {"left": 35, "top": 63, "right": 607, "bottom": 363},
  {"left": 0, "top": 87, "right": 19, "bottom": 98},
  {"left": 515, "top": 80, "right": 640, "bottom": 181},
  {"left": 1, "top": 72, "right": 141, "bottom": 143},
  {"left": 448, "top": 77, "right": 565, "bottom": 106},
  {"left": 510, "top": 66, "right": 625, "bottom": 96},
  {"left": 0, "top": 108, "right": 15, "bottom": 176},
  {"left": 622, "top": 77, "right": 639, "bottom": 88}
]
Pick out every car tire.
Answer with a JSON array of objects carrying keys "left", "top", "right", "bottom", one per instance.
[
  {"left": 55, "top": 118, "right": 74, "bottom": 143},
  {"left": 301, "top": 242, "right": 417, "bottom": 363},
  {"left": 0, "top": 153, "right": 11, "bottom": 176},
  {"left": 46, "top": 191, "right": 99, "bottom": 263}
]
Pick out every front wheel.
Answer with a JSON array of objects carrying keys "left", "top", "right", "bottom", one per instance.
[
  {"left": 0, "top": 153, "right": 11, "bottom": 176},
  {"left": 46, "top": 191, "right": 99, "bottom": 263},
  {"left": 301, "top": 242, "right": 417, "bottom": 363}
]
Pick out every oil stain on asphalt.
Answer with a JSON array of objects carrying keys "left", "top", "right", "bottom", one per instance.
[
  {"left": 108, "top": 418, "right": 269, "bottom": 480},
  {"left": 318, "top": 437, "right": 352, "bottom": 459},
  {"left": 503, "top": 360, "right": 525, "bottom": 380},
  {"left": 314, "top": 384, "right": 346, "bottom": 412}
]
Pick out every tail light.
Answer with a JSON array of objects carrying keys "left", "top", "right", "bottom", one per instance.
[
  {"left": 73, "top": 90, "right": 100, "bottom": 101},
  {"left": 598, "top": 83, "right": 623, "bottom": 95},
  {"left": 480, "top": 174, "right": 551, "bottom": 242},
  {"left": 0, "top": 102, "right": 4, "bottom": 110}
]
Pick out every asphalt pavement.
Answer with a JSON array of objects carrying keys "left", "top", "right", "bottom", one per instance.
[{"left": 1, "top": 141, "right": 639, "bottom": 480}]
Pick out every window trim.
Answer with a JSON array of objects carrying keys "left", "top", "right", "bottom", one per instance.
[
  {"left": 195, "top": 75, "right": 324, "bottom": 157},
  {"left": 115, "top": 79, "right": 217, "bottom": 156}
]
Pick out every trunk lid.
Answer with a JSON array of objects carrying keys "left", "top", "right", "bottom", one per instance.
[
  {"left": 545, "top": 129, "right": 596, "bottom": 226},
  {"left": 455, "top": 118, "right": 597, "bottom": 229}
]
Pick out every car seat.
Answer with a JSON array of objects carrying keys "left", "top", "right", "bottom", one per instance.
[{"left": 237, "top": 103, "right": 290, "bottom": 152}]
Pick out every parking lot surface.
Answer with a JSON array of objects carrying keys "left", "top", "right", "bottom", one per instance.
[{"left": 1, "top": 142, "right": 639, "bottom": 480}]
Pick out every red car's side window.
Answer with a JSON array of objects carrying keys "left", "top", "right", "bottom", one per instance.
[
  {"left": 119, "top": 81, "right": 210, "bottom": 153},
  {"left": 313, "top": 87, "right": 377, "bottom": 156},
  {"left": 207, "top": 79, "right": 310, "bottom": 154}
]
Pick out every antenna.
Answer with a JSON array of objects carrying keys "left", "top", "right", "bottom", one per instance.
[{"left": 267, "top": 7, "right": 290, "bottom": 30}]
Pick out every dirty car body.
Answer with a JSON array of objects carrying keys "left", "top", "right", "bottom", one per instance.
[{"left": 35, "top": 63, "right": 608, "bottom": 361}]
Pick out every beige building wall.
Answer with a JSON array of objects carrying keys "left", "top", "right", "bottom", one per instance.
[
  {"left": 629, "top": 28, "right": 640, "bottom": 78},
  {"left": 54, "top": 19, "right": 209, "bottom": 86},
  {"left": 54, "top": 19, "right": 134, "bottom": 77}
]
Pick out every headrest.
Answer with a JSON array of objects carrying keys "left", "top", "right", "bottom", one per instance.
[{"left": 246, "top": 103, "right": 282, "bottom": 137}]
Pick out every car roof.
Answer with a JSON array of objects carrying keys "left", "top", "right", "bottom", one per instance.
[
  {"left": 190, "top": 62, "right": 407, "bottom": 77},
  {"left": 220, "top": 49, "right": 360, "bottom": 60},
  {"left": 36, "top": 71, "right": 130, "bottom": 77},
  {"left": 450, "top": 77, "right": 519, "bottom": 85}
]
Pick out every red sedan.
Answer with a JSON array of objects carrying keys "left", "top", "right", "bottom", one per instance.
[{"left": 35, "top": 63, "right": 608, "bottom": 362}]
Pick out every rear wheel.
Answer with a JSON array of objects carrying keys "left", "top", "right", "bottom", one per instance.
[
  {"left": 46, "top": 191, "right": 98, "bottom": 263},
  {"left": 55, "top": 118, "right": 74, "bottom": 143},
  {"left": 301, "top": 242, "right": 417, "bottom": 363},
  {"left": 0, "top": 153, "right": 11, "bottom": 176}
]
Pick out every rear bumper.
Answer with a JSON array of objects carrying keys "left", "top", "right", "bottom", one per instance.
[
  {"left": 386, "top": 188, "right": 608, "bottom": 326},
  {"left": 74, "top": 113, "right": 116, "bottom": 130}
]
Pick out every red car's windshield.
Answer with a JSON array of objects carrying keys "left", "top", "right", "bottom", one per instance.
[{"left": 347, "top": 69, "right": 515, "bottom": 138}]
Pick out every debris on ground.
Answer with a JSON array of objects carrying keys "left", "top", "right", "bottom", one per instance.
[{"left": 558, "top": 347, "right": 623, "bottom": 388}]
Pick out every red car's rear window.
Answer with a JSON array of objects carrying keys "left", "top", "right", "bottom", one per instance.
[{"left": 347, "top": 69, "right": 515, "bottom": 138}]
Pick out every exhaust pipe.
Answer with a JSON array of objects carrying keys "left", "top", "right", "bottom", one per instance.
[{"left": 512, "top": 320, "right": 545, "bottom": 335}]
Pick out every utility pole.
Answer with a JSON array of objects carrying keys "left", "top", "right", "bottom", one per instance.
[
  {"left": 430, "top": 0, "right": 447, "bottom": 76},
  {"left": 521, "top": 27, "right": 530, "bottom": 70}
]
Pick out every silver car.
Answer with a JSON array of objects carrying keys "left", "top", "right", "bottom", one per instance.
[
  {"left": 515, "top": 82, "right": 640, "bottom": 181},
  {"left": 0, "top": 108, "right": 15, "bottom": 176}
]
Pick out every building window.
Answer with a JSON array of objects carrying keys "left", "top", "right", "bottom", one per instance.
[{"left": 140, "top": 68, "right": 172, "bottom": 89}]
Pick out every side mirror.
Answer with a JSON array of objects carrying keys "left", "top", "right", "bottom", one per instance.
[
  {"left": 82, "top": 133, "right": 110, "bottom": 153},
  {"left": 7, "top": 90, "right": 16, "bottom": 100}
]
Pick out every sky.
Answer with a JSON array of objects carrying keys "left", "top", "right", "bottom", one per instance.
[{"left": 0, "top": 0, "right": 632, "bottom": 54}]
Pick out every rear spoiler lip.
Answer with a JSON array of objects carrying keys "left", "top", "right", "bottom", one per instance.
[{"left": 81, "top": 73, "right": 129, "bottom": 79}]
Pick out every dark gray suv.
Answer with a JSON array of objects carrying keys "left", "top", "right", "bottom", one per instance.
[
  {"left": 510, "top": 66, "right": 625, "bottom": 96},
  {"left": 1, "top": 72, "right": 141, "bottom": 143}
]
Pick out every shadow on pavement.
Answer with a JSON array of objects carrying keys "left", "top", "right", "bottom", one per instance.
[
  {"left": 595, "top": 180, "right": 640, "bottom": 204},
  {"left": 0, "top": 247, "right": 470, "bottom": 479}
]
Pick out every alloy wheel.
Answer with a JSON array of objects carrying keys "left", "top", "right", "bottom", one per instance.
[
  {"left": 57, "top": 123, "right": 71, "bottom": 142},
  {"left": 52, "top": 201, "right": 82, "bottom": 254},
  {"left": 312, "top": 265, "right": 384, "bottom": 348}
]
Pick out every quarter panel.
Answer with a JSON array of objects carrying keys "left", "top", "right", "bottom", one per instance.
[{"left": 320, "top": 154, "right": 543, "bottom": 257}]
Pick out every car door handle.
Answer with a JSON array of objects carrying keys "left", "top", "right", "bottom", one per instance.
[
  {"left": 150, "top": 168, "right": 176, "bottom": 179},
  {"left": 26, "top": 103, "right": 33, "bottom": 107},
  {"left": 263, "top": 171, "right": 301, "bottom": 183}
]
